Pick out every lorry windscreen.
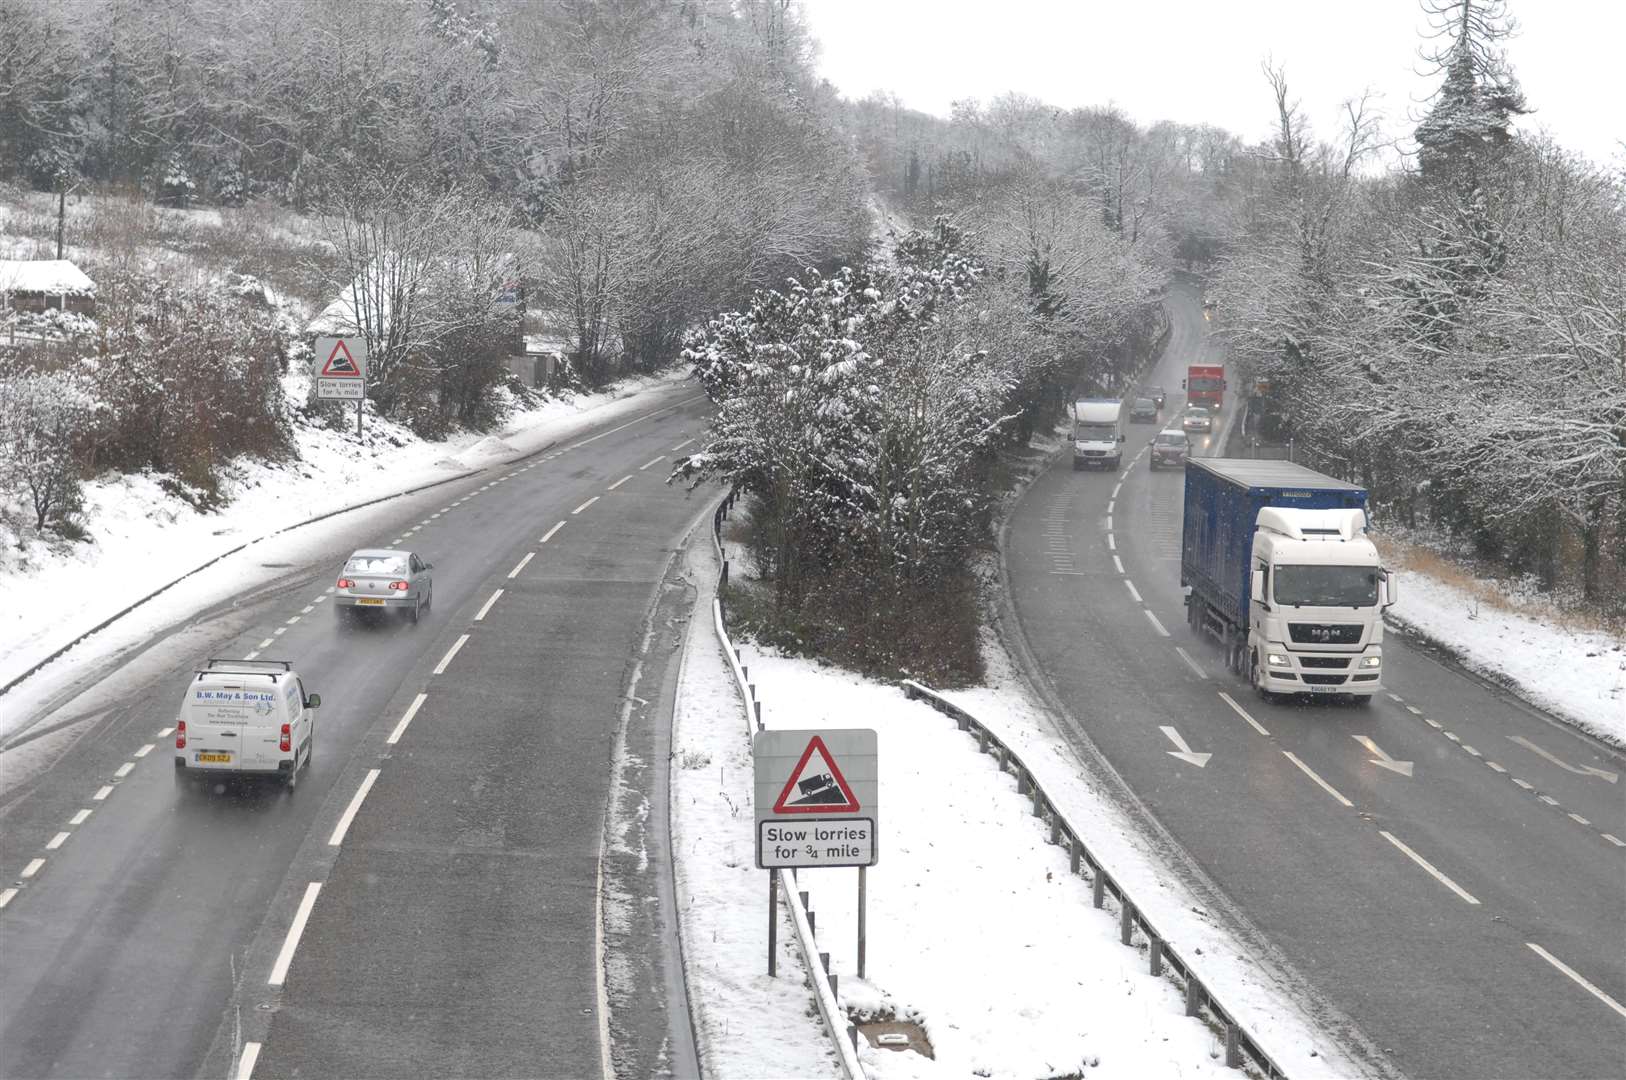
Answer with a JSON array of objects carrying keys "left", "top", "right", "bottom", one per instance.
[
  {"left": 1188, "top": 377, "right": 1223, "bottom": 391},
  {"left": 1075, "top": 423, "right": 1116, "bottom": 441},
  {"left": 1274, "top": 565, "right": 1378, "bottom": 607}
]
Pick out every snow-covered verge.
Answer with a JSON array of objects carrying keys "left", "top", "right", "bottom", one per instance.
[
  {"left": 1379, "top": 557, "right": 1625, "bottom": 747},
  {"left": 672, "top": 537, "right": 1369, "bottom": 1079},
  {"left": 0, "top": 370, "right": 694, "bottom": 736}
]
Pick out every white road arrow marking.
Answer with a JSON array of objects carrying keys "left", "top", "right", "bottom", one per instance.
[
  {"left": 1507, "top": 736, "right": 1618, "bottom": 783},
  {"left": 1160, "top": 726, "right": 1211, "bottom": 768},
  {"left": 1354, "top": 735, "right": 1414, "bottom": 777}
]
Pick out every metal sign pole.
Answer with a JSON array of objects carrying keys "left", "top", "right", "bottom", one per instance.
[
  {"left": 767, "top": 871, "right": 779, "bottom": 977},
  {"left": 357, "top": 396, "right": 363, "bottom": 440},
  {"left": 857, "top": 866, "right": 867, "bottom": 979}
]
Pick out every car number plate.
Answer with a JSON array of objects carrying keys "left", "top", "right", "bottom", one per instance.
[
  {"left": 1307, "top": 685, "right": 1337, "bottom": 694},
  {"left": 358, "top": 598, "right": 386, "bottom": 606},
  {"left": 196, "top": 752, "right": 232, "bottom": 763}
]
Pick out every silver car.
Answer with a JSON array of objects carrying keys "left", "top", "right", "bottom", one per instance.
[{"left": 334, "top": 548, "right": 434, "bottom": 623}]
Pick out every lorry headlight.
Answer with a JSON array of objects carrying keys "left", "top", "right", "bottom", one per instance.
[
  {"left": 1267, "top": 653, "right": 1290, "bottom": 667},
  {"left": 1361, "top": 655, "right": 1381, "bottom": 668}
]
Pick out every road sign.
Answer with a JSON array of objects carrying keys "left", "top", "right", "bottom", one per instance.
[
  {"left": 315, "top": 336, "right": 367, "bottom": 401},
  {"left": 754, "top": 729, "right": 877, "bottom": 869}
]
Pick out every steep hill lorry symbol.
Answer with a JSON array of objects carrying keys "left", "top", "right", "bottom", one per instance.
[{"left": 789, "top": 772, "right": 850, "bottom": 805}]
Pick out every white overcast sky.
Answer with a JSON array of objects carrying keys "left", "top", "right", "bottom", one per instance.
[{"left": 799, "top": 0, "right": 1623, "bottom": 167}]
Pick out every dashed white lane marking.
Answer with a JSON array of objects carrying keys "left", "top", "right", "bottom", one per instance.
[
  {"left": 1604, "top": 834, "right": 1626, "bottom": 847},
  {"left": 433, "top": 635, "right": 470, "bottom": 675},
  {"left": 70, "top": 809, "right": 91, "bottom": 825},
  {"left": 639, "top": 455, "right": 667, "bottom": 471},
  {"left": 419, "top": 519, "right": 431, "bottom": 526},
  {"left": 572, "top": 496, "right": 600, "bottom": 515},
  {"left": 286, "top": 615, "right": 301, "bottom": 625},
  {"left": 1380, "top": 830, "right": 1479, "bottom": 904},
  {"left": 45, "top": 832, "right": 69, "bottom": 850},
  {"left": 1463, "top": 746, "right": 1481, "bottom": 757},
  {"left": 1527, "top": 943, "right": 1626, "bottom": 1019},
  {"left": 22, "top": 858, "right": 44, "bottom": 878},
  {"left": 1443, "top": 731, "right": 1460, "bottom": 742},
  {"left": 1175, "top": 646, "right": 1207, "bottom": 680},
  {"left": 541, "top": 521, "right": 565, "bottom": 543},
  {"left": 1284, "top": 751, "right": 1353, "bottom": 807},
  {"left": 268, "top": 882, "right": 323, "bottom": 986},
  {"left": 93, "top": 785, "right": 112, "bottom": 801},
  {"left": 329, "top": 770, "right": 382, "bottom": 846},
  {"left": 1124, "top": 580, "right": 1142, "bottom": 603},
  {"left": 392, "top": 538, "right": 404, "bottom": 545},
  {"left": 157, "top": 727, "right": 173, "bottom": 737},
  {"left": 1405, "top": 705, "right": 1422, "bottom": 715},
  {"left": 475, "top": 590, "right": 504, "bottom": 621},
  {"left": 507, "top": 552, "right": 535, "bottom": 579},
  {"left": 1113, "top": 555, "right": 1125, "bottom": 574},
  {"left": 134, "top": 744, "right": 154, "bottom": 758},
  {"left": 1512, "top": 778, "right": 1535, "bottom": 791},
  {"left": 387, "top": 693, "right": 428, "bottom": 746},
  {"left": 607, "top": 475, "right": 632, "bottom": 491},
  {"left": 1219, "top": 691, "right": 1269, "bottom": 735},
  {"left": 1538, "top": 794, "right": 1560, "bottom": 806},
  {"left": 114, "top": 762, "right": 134, "bottom": 778},
  {"left": 1112, "top": 483, "right": 1121, "bottom": 498},
  {"left": 313, "top": 595, "right": 327, "bottom": 604},
  {"left": 1049, "top": 571, "right": 1087, "bottom": 576},
  {"left": 0, "top": 888, "right": 16, "bottom": 909},
  {"left": 237, "top": 1041, "right": 262, "bottom": 1080},
  {"left": 257, "top": 638, "right": 274, "bottom": 649},
  {"left": 301, "top": 605, "right": 314, "bottom": 614},
  {"left": 1107, "top": 501, "right": 1115, "bottom": 514},
  {"left": 273, "top": 627, "right": 287, "bottom": 637},
  {"left": 1487, "top": 761, "right": 1507, "bottom": 773},
  {"left": 1143, "top": 610, "right": 1169, "bottom": 636},
  {"left": 1106, "top": 515, "right": 1113, "bottom": 531},
  {"left": 325, "top": 586, "right": 336, "bottom": 594},
  {"left": 1424, "top": 717, "right": 1442, "bottom": 729},
  {"left": 670, "top": 438, "right": 695, "bottom": 452},
  {"left": 1387, "top": 692, "right": 1405, "bottom": 703},
  {"left": 244, "top": 651, "right": 261, "bottom": 661},
  {"left": 1107, "top": 534, "right": 1116, "bottom": 550},
  {"left": 1568, "top": 813, "right": 1592, "bottom": 825}
]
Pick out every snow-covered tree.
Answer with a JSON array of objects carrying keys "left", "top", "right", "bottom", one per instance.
[{"left": 0, "top": 361, "right": 94, "bottom": 531}]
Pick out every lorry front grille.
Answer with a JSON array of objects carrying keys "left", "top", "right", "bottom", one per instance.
[
  {"left": 1298, "top": 656, "right": 1352, "bottom": 669},
  {"left": 1301, "top": 674, "right": 1348, "bottom": 686},
  {"left": 1288, "top": 623, "right": 1363, "bottom": 645}
]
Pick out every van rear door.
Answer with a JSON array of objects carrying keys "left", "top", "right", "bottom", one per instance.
[{"left": 185, "top": 680, "right": 284, "bottom": 772}]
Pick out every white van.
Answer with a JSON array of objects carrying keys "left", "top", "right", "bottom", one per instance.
[
  {"left": 174, "top": 659, "right": 319, "bottom": 792},
  {"left": 1072, "top": 399, "right": 1125, "bottom": 470}
]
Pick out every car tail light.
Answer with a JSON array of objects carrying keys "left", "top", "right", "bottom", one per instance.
[
  {"left": 176, "top": 720, "right": 186, "bottom": 749},
  {"left": 280, "top": 723, "right": 291, "bottom": 753},
  {"left": 389, "top": 580, "right": 408, "bottom": 591},
  {"left": 337, "top": 578, "right": 354, "bottom": 589}
]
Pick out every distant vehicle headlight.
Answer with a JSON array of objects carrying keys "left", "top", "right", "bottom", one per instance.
[
  {"left": 1267, "top": 653, "right": 1290, "bottom": 667},
  {"left": 1361, "top": 655, "right": 1382, "bottom": 668}
]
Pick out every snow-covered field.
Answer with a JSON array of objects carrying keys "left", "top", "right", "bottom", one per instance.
[
  {"left": 1382, "top": 566, "right": 1625, "bottom": 746},
  {"left": 0, "top": 370, "right": 696, "bottom": 740},
  {"left": 672, "top": 536, "right": 1368, "bottom": 1080}
]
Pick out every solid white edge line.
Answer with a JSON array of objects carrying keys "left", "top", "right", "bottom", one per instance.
[
  {"left": 607, "top": 475, "right": 632, "bottom": 490},
  {"left": 70, "top": 808, "right": 91, "bottom": 825},
  {"left": 237, "top": 1041, "right": 262, "bottom": 1080},
  {"left": 638, "top": 455, "right": 666, "bottom": 470},
  {"left": 46, "top": 831, "right": 69, "bottom": 850},
  {"left": 541, "top": 521, "right": 565, "bottom": 543},
  {"left": 1379, "top": 830, "right": 1479, "bottom": 904},
  {"left": 1112, "top": 555, "right": 1125, "bottom": 573},
  {"left": 474, "top": 590, "right": 504, "bottom": 621},
  {"left": 507, "top": 552, "right": 535, "bottom": 579},
  {"left": 93, "top": 785, "right": 112, "bottom": 801},
  {"left": 572, "top": 496, "right": 600, "bottom": 515},
  {"left": 1526, "top": 943, "right": 1626, "bottom": 1019},
  {"left": 433, "top": 635, "right": 470, "bottom": 676},
  {"left": 268, "top": 882, "right": 323, "bottom": 986},
  {"left": 22, "top": 858, "right": 43, "bottom": 878},
  {"left": 0, "top": 888, "right": 16, "bottom": 910},
  {"left": 328, "top": 769, "right": 382, "bottom": 846},
  {"left": 1283, "top": 751, "right": 1353, "bottom": 807},
  {"left": 1124, "top": 580, "right": 1142, "bottom": 603},
  {"left": 1175, "top": 646, "right": 1208, "bottom": 680},
  {"left": 1143, "top": 610, "right": 1169, "bottom": 636},
  {"left": 386, "top": 693, "right": 428, "bottom": 745}
]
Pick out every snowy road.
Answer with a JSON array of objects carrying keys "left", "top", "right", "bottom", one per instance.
[
  {"left": 1002, "top": 280, "right": 1626, "bottom": 1080},
  {"left": 0, "top": 390, "right": 711, "bottom": 1080}
]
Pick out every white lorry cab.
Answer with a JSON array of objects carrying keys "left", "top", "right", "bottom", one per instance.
[
  {"left": 1072, "top": 399, "right": 1125, "bottom": 470},
  {"left": 175, "top": 659, "right": 319, "bottom": 791}
]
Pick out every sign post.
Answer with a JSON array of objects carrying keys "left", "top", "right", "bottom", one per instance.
[
  {"left": 314, "top": 336, "right": 368, "bottom": 438},
  {"left": 754, "top": 729, "right": 878, "bottom": 977}
]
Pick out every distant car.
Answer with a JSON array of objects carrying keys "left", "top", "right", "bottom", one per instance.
[
  {"left": 1181, "top": 406, "right": 1213, "bottom": 433},
  {"left": 1129, "top": 397, "right": 1159, "bottom": 423},
  {"left": 334, "top": 548, "right": 433, "bottom": 623},
  {"left": 1149, "top": 428, "right": 1189, "bottom": 470},
  {"left": 1139, "top": 385, "right": 1168, "bottom": 410}
]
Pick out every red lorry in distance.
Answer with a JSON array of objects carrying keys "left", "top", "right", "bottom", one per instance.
[{"left": 1184, "top": 364, "right": 1226, "bottom": 411}]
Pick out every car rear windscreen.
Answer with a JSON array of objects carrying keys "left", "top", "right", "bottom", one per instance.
[{"left": 346, "top": 556, "right": 407, "bottom": 576}]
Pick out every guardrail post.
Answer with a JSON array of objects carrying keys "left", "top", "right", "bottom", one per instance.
[
  {"left": 820, "top": 951, "right": 829, "bottom": 972},
  {"left": 1093, "top": 874, "right": 1105, "bottom": 909},
  {"left": 1069, "top": 837, "right": 1081, "bottom": 875},
  {"left": 902, "top": 682, "right": 917, "bottom": 700},
  {"left": 1050, "top": 818, "right": 1061, "bottom": 845},
  {"left": 1149, "top": 936, "right": 1163, "bottom": 976},
  {"left": 754, "top": 701, "right": 762, "bottom": 729},
  {"left": 1120, "top": 903, "right": 1134, "bottom": 945},
  {"left": 830, "top": 973, "right": 839, "bottom": 1001},
  {"left": 721, "top": 561, "right": 729, "bottom": 589},
  {"left": 956, "top": 714, "right": 969, "bottom": 732},
  {"left": 1016, "top": 768, "right": 1029, "bottom": 795},
  {"left": 1186, "top": 979, "right": 1204, "bottom": 1017},
  {"left": 1032, "top": 787, "right": 1044, "bottom": 818},
  {"left": 1225, "top": 1024, "right": 1242, "bottom": 1068},
  {"left": 978, "top": 729, "right": 990, "bottom": 755}
]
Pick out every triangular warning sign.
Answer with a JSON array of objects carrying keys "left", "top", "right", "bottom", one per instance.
[
  {"left": 772, "top": 735, "right": 861, "bottom": 814},
  {"left": 320, "top": 340, "right": 360, "bottom": 376}
]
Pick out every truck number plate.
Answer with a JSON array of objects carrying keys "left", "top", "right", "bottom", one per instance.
[{"left": 1307, "top": 685, "right": 1337, "bottom": 694}]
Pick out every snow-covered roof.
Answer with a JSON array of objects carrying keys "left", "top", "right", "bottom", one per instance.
[
  {"left": 0, "top": 259, "right": 97, "bottom": 297},
  {"left": 306, "top": 282, "right": 365, "bottom": 337}
]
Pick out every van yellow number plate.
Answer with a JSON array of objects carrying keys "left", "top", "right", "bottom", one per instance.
[
  {"left": 358, "top": 598, "right": 386, "bottom": 606},
  {"left": 196, "top": 752, "right": 232, "bottom": 763}
]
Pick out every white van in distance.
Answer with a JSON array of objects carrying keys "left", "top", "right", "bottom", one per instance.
[{"left": 175, "top": 659, "right": 319, "bottom": 792}]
